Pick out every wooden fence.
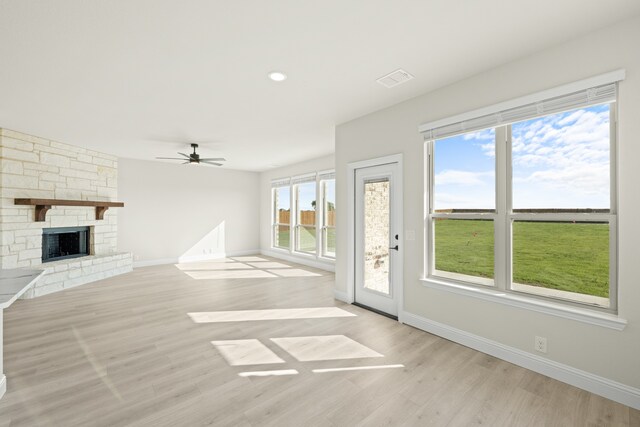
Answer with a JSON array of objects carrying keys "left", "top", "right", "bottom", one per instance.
[{"left": 278, "top": 210, "right": 335, "bottom": 226}]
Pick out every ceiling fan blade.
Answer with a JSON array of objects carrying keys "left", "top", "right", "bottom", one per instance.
[
  {"left": 177, "top": 152, "right": 190, "bottom": 158},
  {"left": 156, "top": 157, "right": 185, "bottom": 160},
  {"left": 199, "top": 157, "right": 226, "bottom": 161},
  {"left": 201, "top": 161, "right": 223, "bottom": 166}
]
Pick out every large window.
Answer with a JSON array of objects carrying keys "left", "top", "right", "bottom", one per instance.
[
  {"left": 271, "top": 171, "right": 336, "bottom": 260},
  {"left": 272, "top": 181, "right": 291, "bottom": 250},
  {"left": 294, "top": 177, "right": 317, "bottom": 254},
  {"left": 425, "top": 87, "right": 617, "bottom": 310}
]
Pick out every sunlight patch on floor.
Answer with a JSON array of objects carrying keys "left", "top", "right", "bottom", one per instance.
[
  {"left": 246, "top": 261, "right": 292, "bottom": 269},
  {"left": 238, "top": 369, "right": 299, "bottom": 377},
  {"left": 211, "top": 339, "right": 285, "bottom": 366},
  {"left": 189, "top": 307, "right": 356, "bottom": 323},
  {"left": 184, "top": 270, "right": 278, "bottom": 279},
  {"left": 175, "top": 262, "right": 252, "bottom": 271},
  {"left": 175, "top": 256, "right": 324, "bottom": 279},
  {"left": 231, "top": 256, "right": 270, "bottom": 262},
  {"left": 271, "top": 335, "right": 384, "bottom": 362}
]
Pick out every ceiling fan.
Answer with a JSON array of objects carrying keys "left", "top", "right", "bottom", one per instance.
[{"left": 156, "top": 143, "right": 226, "bottom": 166}]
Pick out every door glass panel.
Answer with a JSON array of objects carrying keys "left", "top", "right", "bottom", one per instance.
[{"left": 363, "top": 179, "right": 390, "bottom": 295}]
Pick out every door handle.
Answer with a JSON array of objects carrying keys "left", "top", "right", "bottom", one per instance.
[{"left": 389, "top": 245, "right": 399, "bottom": 251}]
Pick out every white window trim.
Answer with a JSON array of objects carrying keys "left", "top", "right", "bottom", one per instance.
[
  {"left": 271, "top": 185, "right": 292, "bottom": 252},
  {"left": 293, "top": 175, "right": 317, "bottom": 255},
  {"left": 319, "top": 177, "right": 336, "bottom": 260},
  {"left": 423, "top": 94, "right": 621, "bottom": 320},
  {"left": 419, "top": 276, "right": 626, "bottom": 330}
]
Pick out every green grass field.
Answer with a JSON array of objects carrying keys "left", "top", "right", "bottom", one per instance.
[
  {"left": 278, "top": 221, "right": 608, "bottom": 298},
  {"left": 434, "top": 220, "right": 609, "bottom": 297},
  {"left": 275, "top": 226, "right": 336, "bottom": 255}
]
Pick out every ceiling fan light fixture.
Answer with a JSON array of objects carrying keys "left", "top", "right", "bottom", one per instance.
[{"left": 268, "top": 71, "right": 287, "bottom": 82}]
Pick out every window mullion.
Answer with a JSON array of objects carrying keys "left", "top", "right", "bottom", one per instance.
[
  {"left": 316, "top": 177, "right": 321, "bottom": 258},
  {"left": 290, "top": 185, "right": 295, "bottom": 253},
  {"left": 495, "top": 126, "right": 509, "bottom": 291}
]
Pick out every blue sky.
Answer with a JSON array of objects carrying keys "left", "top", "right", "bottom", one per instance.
[
  {"left": 276, "top": 180, "right": 335, "bottom": 212},
  {"left": 275, "top": 187, "right": 290, "bottom": 210},
  {"left": 325, "top": 180, "right": 335, "bottom": 207},
  {"left": 297, "top": 182, "right": 316, "bottom": 210},
  {"left": 434, "top": 104, "right": 610, "bottom": 210}
]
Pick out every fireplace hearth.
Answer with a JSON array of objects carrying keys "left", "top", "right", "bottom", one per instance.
[{"left": 42, "top": 226, "right": 90, "bottom": 263}]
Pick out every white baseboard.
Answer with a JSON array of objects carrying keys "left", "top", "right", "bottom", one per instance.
[
  {"left": 0, "top": 375, "right": 6, "bottom": 400},
  {"left": 260, "top": 249, "right": 335, "bottom": 272},
  {"left": 402, "top": 311, "right": 640, "bottom": 410},
  {"left": 133, "top": 250, "right": 260, "bottom": 268},
  {"left": 333, "top": 289, "right": 350, "bottom": 303}
]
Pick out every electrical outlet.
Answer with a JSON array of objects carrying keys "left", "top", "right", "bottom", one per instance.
[{"left": 534, "top": 336, "right": 547, "bottom": 353}]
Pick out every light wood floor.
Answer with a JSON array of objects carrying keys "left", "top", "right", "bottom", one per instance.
[{"left": 0, "top": 256, "right": 637, "bottom": 426}]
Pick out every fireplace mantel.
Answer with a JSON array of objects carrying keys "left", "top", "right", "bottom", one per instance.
[{"left": 14, "top": 198, "right": 125, "bottom": 222}]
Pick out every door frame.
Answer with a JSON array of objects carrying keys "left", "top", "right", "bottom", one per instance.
[{"left": 346, "top": 154, "right": 404, "bottom": 323}]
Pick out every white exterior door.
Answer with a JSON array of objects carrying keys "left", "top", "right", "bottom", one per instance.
[{"left": 354, "top": 162, "right": 401, "bottom": 316}]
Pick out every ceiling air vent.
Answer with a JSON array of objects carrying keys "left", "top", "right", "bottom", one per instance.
[{"left": 376, "top": 69, "right": 414, "bottom": 88}]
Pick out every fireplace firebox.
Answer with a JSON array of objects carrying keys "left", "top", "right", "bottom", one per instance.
[{"left": 42, "top": 226, "right": 90, "bottom": 263}]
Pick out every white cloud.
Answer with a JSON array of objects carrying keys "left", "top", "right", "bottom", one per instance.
[
  {"left": 435, "top": 169, "right": 494, "bottom": 186},
  {"left": 480, "top": 142, "right": 495, "bottom": 157},
  {"left": 463, "top": 129, "right": 494, "bottom": 141},
  {"left": 511, "top": 106, "right": 611, "bottom": 207},
  {"left": 557, "top": 109, "right": 586, "bottom": 126}
]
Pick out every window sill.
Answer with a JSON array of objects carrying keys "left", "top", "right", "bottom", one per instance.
[
  {"left": 268, "top": 247, "right": 335, "bottom": 265},
  {"left": 270, "top": 247, "right": 290, "bottom": 253},
  {"left": 292, "top": 250, "right": 317, "bottom": 259},
  {"left": 419, "top": 277, "right": 627, "bottom": 331}
]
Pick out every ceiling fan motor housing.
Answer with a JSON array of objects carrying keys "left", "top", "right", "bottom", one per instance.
[{"left": 191, "top": 144, "right": 199, "bottom": 162}]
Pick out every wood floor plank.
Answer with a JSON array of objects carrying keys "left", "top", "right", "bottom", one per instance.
[{"left": 0, "top": 255, "right": 636, "bottom": 426}]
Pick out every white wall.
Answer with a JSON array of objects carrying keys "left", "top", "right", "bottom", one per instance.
[
  {"left": 259, "top": 154, "right": 334, "bottom": 266},
  {"left": 118, "top": 158, "right": 260, "bottom": 265},
  {"left": 336, "top": 16, "right": 640, "bottom": 393}
]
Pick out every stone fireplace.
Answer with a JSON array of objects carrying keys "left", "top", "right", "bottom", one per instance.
[{"left": 0, "top": 128, "right": 132, "bottom": 297}]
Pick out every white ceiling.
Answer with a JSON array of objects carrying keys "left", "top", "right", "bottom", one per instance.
[{"left": 1, "top": 1, "right": 639, "bottom": 171}]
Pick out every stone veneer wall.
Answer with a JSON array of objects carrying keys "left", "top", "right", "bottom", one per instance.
[{"left": 0, "top": 128, "right": 132, "bottom": 297}]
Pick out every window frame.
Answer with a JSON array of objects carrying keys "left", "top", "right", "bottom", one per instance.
[
  {"left": 319, "top": 177, "right": 336, "bottom": 259},
  {"left": 425, "top": 103, "right": 618, "bottom": 313},
  {"left": 293, "top": 178, "right": 317, "bottom": 255},
  {"left": 271, "top": 185, "right": 292, "bottom": 251}
]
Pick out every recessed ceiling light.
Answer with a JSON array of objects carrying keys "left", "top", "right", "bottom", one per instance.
[{"left": 268, "top": 71, "right": 287, "bottom": 82}]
